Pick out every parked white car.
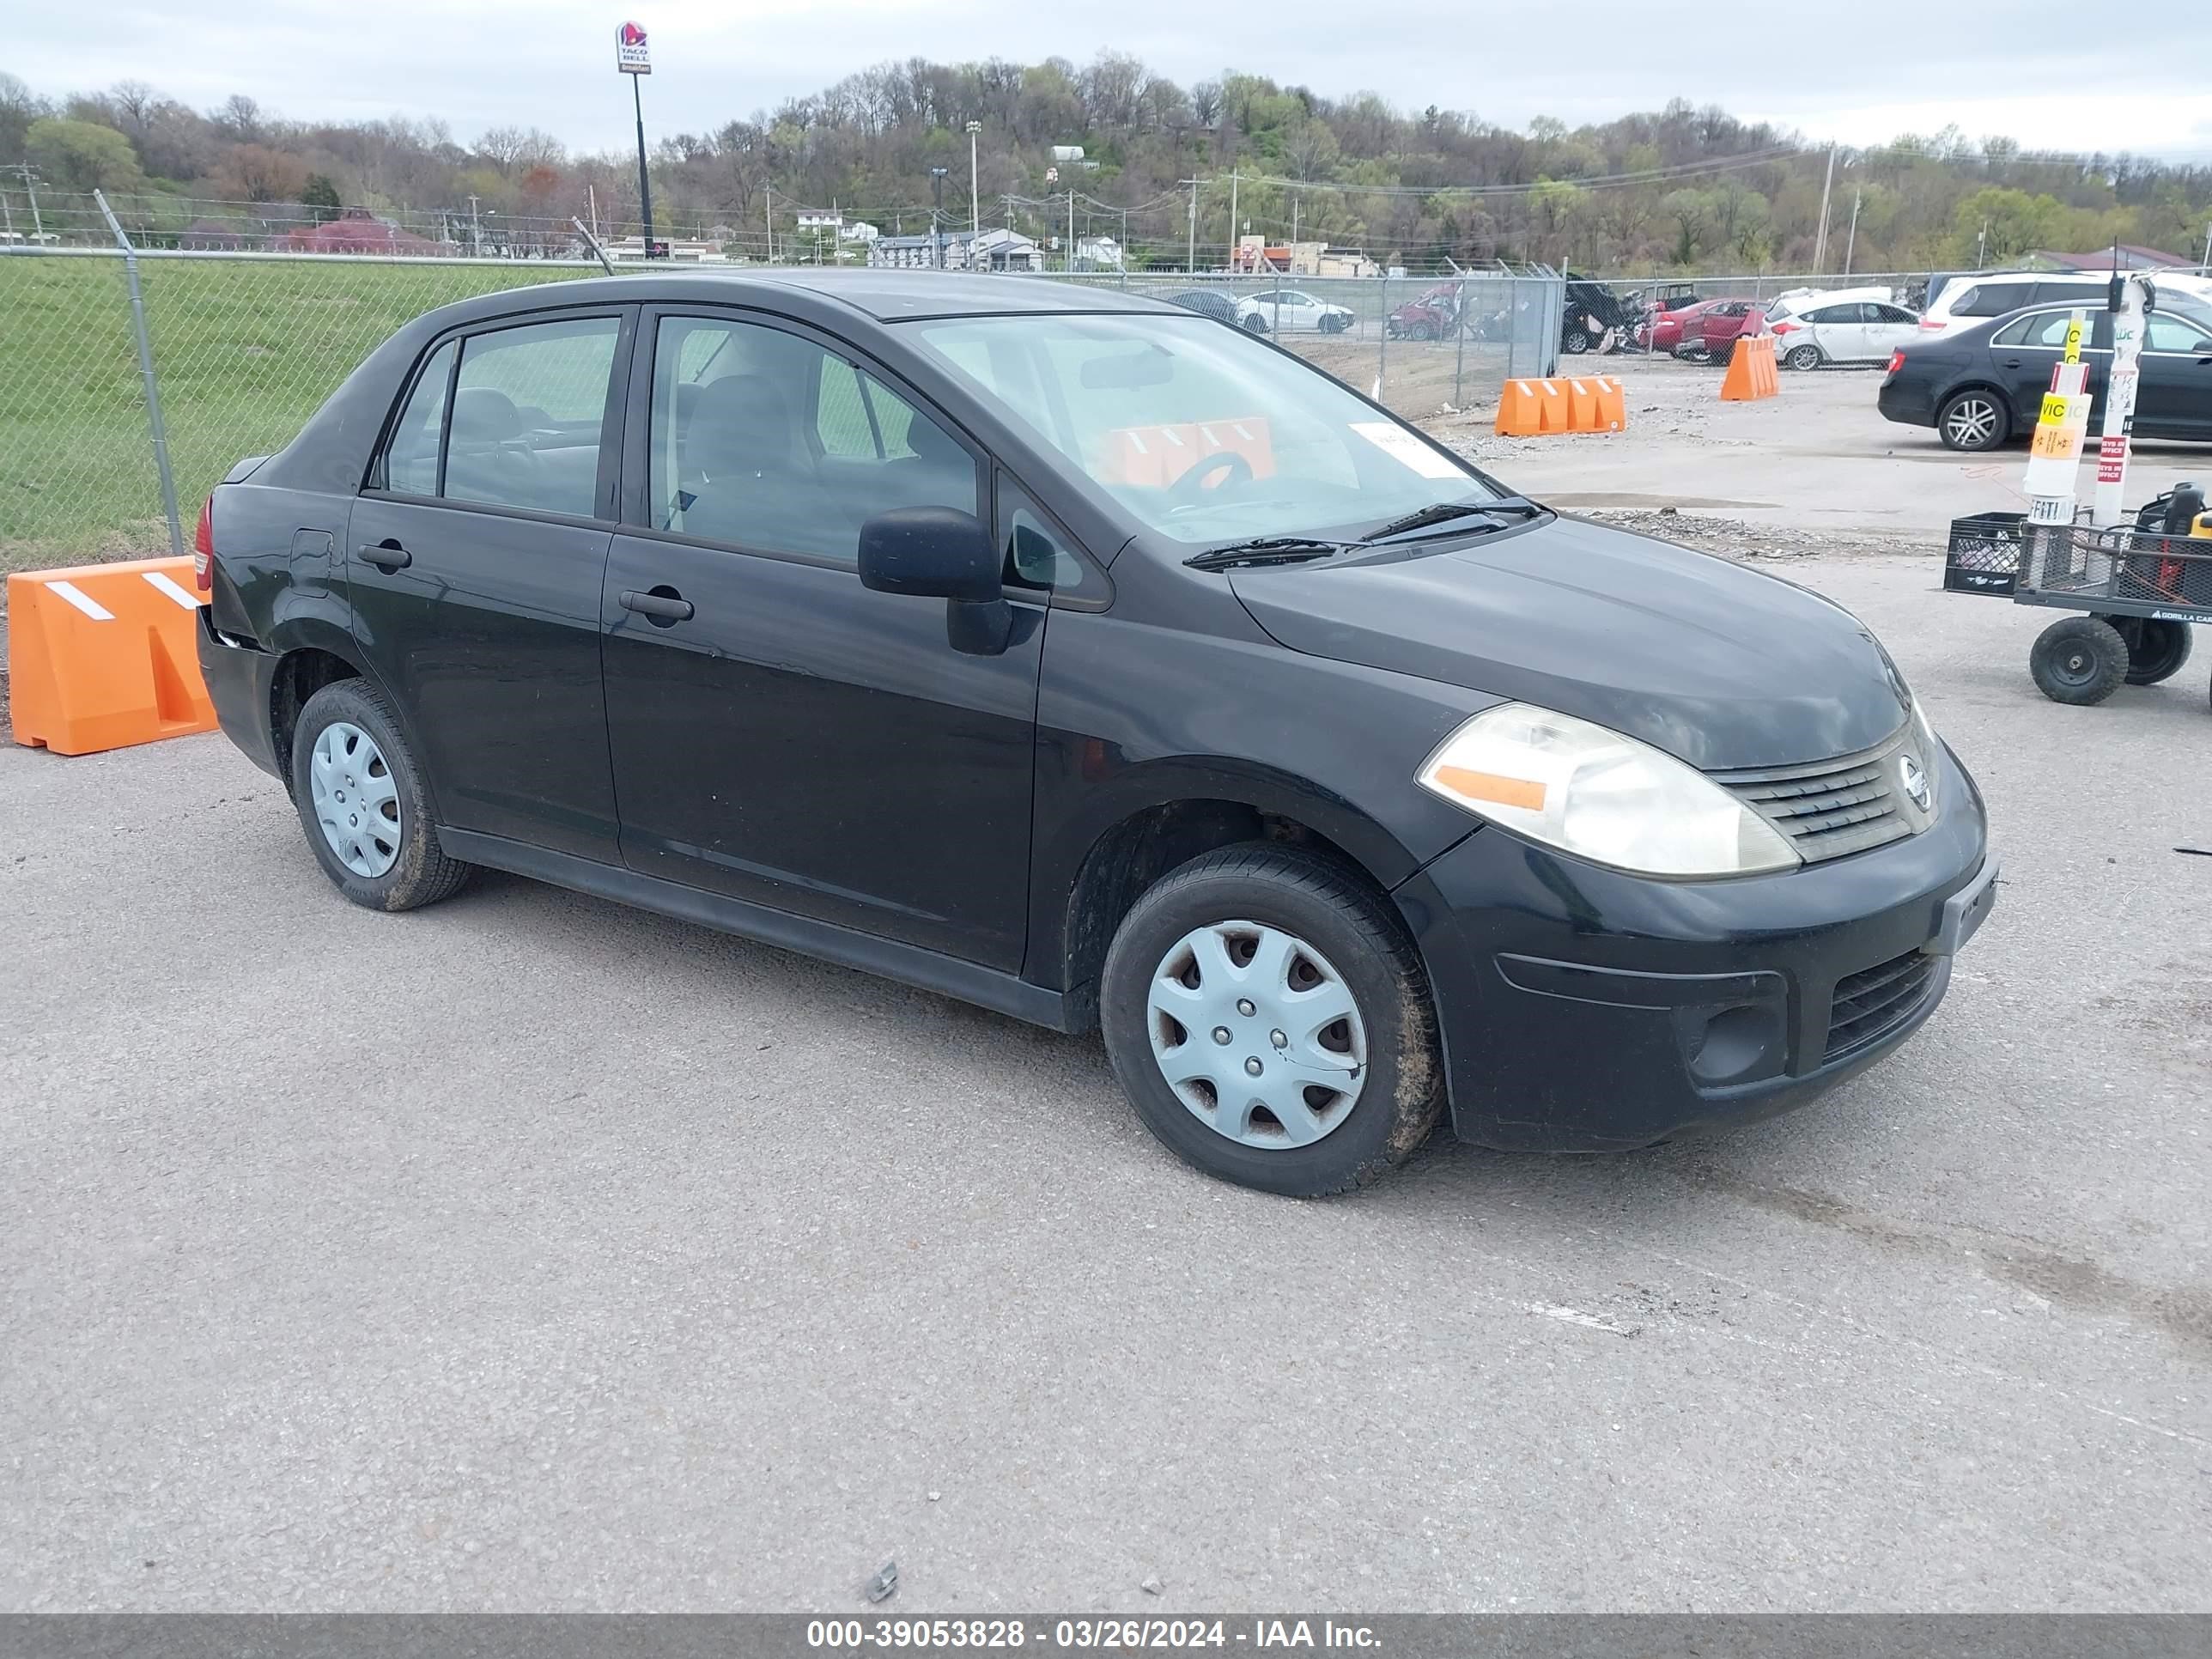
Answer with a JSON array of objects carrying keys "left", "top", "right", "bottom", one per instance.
[
  {"left": 1234, "top": 289, "right": 1356, "bottom": 335},
  {"left": 1917, "top": 269, "right": 2212, "bottom": 337},
  {"left": 1765, "top": 286, "right": 1922, "bottom": 368}
]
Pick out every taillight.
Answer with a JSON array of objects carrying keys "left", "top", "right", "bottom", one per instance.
[
  {"left": 1917, "top": 319, "right": 1943, "bottom": 330},
  {"left": 192, "top": 494, "right": 215, "bottom": 591},
  {"left": 1886, "top": 349, "right": 1905, "bottom": 374},
  {"left": 1771, "top": 320, "right": 1800, "bottom": 335}
]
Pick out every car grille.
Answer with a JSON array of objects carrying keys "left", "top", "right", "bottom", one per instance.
[
  {"left": 1825, "top": 948, "right": 1939, "bottom": 1060},
  {"left": 1711, "top": 726, "right": 1930, "bottom": 865}
]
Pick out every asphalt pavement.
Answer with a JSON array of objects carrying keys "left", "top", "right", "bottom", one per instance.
[{"left": 3, "top": 553, "right": 2208, "bottom": 1611}]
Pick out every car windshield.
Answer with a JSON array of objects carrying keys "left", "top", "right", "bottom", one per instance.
[{"left": 908, "top": 312, "right": 1502, "bottom": 545}]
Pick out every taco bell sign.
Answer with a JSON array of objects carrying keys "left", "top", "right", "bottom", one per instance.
[{"left": 617, "top": 21, "right": 651, "bottom": 73}]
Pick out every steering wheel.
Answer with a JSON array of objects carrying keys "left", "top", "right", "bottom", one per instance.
[{"left": 1167, "top": 450, "right": 1254, "bottom": 506}]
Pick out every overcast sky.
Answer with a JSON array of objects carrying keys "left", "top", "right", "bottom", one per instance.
[{"left": 17, "top": 0, "right": 2212, "bottom": 163}]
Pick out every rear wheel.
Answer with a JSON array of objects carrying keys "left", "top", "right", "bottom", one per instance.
[
  {"left": 2106, "top": 616, "right": 2193, "bottom": 685},
  {"left": 1939, "top": 389, "right": 2008, "bottom": 452},
  {"left": 1242, "top": 312, "right": 1268, "bottom": 334},
  {"left": 1784, "top": 343, "right": 1824, "bottom": 371},
  {"left": 2029, "top": 616, "right": 2129, "bottom": 706},
  {"left": 290, "top": 678, "right": 472, "bottom": 910},
  {"left": 1099, "top": 844, "right": 1443, "bottom": 1196}
]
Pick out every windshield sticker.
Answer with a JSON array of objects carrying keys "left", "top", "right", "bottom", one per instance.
[{"left": 1351, "top": 422, "right": 1463, "bottom": 480}]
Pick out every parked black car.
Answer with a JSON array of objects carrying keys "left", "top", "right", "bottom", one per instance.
[
  {"left": 1561, "top": 274, "right": 1636, "bottom": 354},
  {"left": 1165, "top": 289, "right": 1238, "bottom": 326},
  {"left": 196, "top": 271, "right": 1995, "bottom": 1195},
  {"left": 1879, "top": 301, "right": 2212, "bottom": 451}
]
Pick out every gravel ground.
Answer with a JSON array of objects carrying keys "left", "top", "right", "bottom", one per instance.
[{"left": 3, "top": 548, "right": 2208, "bottom": 1613}]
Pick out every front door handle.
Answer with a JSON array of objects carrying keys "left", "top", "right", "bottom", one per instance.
[
  {"left": 360, "top": 538, "right": 411, "bottom": 570},
  {"left": 620, "top": 586, "right": 694, "bottom": 624}
]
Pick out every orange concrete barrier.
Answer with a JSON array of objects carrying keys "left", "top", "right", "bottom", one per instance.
[
  {"left": 1719, "top": 335, "right": 1780, "bottom": 401},
  {"left": 7, "top": 556, "right": 216, "bottom": 757},
  {"left": 1496, "top": 375, "right": 1626, "bottom": 436}
]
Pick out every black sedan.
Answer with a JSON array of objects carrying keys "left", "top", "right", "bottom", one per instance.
[
  {"left": 1879, "top": 300, "right": 2212, "bottom": 451},
  {"left": 195, "top": 270, "right": 1994, "bottom": 1196}
]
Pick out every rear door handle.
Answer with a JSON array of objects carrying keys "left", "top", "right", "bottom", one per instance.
[
  {"left": 619, "top": 587, "right": 694, "bottom": 623},
  {"left": 2001, "top": 357, "right": 2022, "bottom": 368},
  {"left": 360, "top": 538, "right": 411, "bottom": 570}
]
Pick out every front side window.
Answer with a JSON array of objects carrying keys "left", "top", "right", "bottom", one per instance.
[
  {"left": 2145, "top": 313, "right": 2212, "bottom": 352},
  {"left": 912, "top": 312, "right": 1503, "bottom": 546},
  {"left": 651, "top": 313, "right": 978, "bottom": 563}
]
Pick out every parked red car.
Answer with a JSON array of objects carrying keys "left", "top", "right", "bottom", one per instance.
[
  {"left": 1640, "top": 297, "right": 1722, "bottom": 354},
  {"left": 1675, "top": 299, "right": 1766, "bottom": 362}
]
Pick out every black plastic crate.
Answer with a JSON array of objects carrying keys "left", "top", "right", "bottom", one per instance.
[{"left": 1942, "top": 514, "right": 2024, "bottom": 596}]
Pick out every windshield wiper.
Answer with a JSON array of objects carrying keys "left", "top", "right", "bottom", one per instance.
[
  {"left": 1184, "top": 536, "right": 1352, "bottom": 572},
  {"left": 1359, "top": 496, "right": 1543, "bottom": 544}
]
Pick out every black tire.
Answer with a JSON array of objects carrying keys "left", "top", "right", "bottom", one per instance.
[
  {"left": 289, "top": 678, "right": 473, "bottom": 911},
  {"left": 1098, "top": 843, "right": 1444, "bottom": 1197},
  {"left": 2029, "top": 616, "right": 2130, "bottom": 706},
  {"left": 1242, "top": 312, "right": 1268, "bottom": 334},
  {"left": 2106, "top": 616, "right": 2193, "bottom": 685},
  {"left": 1784, "top": 343, "right": 1823, "bottom": 371},
  {"left": 1938, "top": 387, "right": 2009, "bottom": 452},
  {"left": 1563, "top": 326, "right": 1592, "bottom": 354},
  {"left": 1412, "top": 320, "right": 1437, "bottom": 341}
]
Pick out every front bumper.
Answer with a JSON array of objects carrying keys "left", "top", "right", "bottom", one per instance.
[
  {"left": 194, "top": 604, "right": 285, "bottom": 781},
  {"left": 1394, "top": 745, "right": 1994, "bottom": 1152}
]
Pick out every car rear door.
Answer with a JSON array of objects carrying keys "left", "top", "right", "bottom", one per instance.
[
  {"left": 599, "top": 305, "right": 1047, "bottom": 970},
  {"left": 1866, "top": 302, "right": 1921, "bottom": 359},
  {"left": 349, "top": 307, "right": 630, "bottom": 861}
]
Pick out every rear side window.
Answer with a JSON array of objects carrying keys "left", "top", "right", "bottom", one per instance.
[
  {"left": 379, "top": 317, "right": 622, "bottom": 518},
  {"left": 384, "top": 340, "right": 456, "bottom": 496},
  {"left": 1806, "top": 303, "right": 1856, "bottom": 323},
  {"left": 1958, "top": 283, "right": 2029, "bottom": 318},
  {"left": 446, "top": 319, "right": 621, "bottom": 518}
]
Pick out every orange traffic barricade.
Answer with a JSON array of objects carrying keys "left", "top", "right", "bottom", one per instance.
[
  {"left": 1720, "top": 336, "right": 1780, "bottom": 401},
  {"left": 7, "top": 556, "right": 216, "bottom": 757},
  {"left": 1497, "top": 375, "right": 1628, "bottom": 436}
]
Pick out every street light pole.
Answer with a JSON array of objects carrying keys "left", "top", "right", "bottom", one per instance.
[
  {"left": 966, "top": 121, "right": 981, "bottom": 237},
  {"left": 930, "top": 167, "right": 948, "bottom": 268},
  {"left": 631, "top": 72, "right": 655, "bottom": 258}
]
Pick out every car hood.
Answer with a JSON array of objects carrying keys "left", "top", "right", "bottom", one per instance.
[{"left": 1229, "top": 516, "right": 1909, "bottom": 770}]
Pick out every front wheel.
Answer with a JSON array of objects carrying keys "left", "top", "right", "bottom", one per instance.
[
  {"left": 1939, "top": 389, "right": 2008, "bottom": 452},
  {"left": 2029, "top": 616, "right": 2129, "bottom": 706},
  {"left": 290, "top": 678, "right": 473, "bottom": 910},
  {"left": 1099, "top": 844, "right": 1443, "bottom": 1196},
  {"left": 1563, "top": 326, "right": 1592, "bottom": 354}
]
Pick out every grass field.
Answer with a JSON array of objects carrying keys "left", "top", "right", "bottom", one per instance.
[{"left": 0, "top": 254, "right": 601, "bottom": 574}]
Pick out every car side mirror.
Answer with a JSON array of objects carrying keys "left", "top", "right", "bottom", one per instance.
[{"left": 857, "top": 506, "right": 1012, "bottom": 657}]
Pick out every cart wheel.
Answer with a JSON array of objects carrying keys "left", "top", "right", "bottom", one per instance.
[
  {"left": 2102, "top": 615, "right": 2193, "bottom": 686},
  {"left": 2030, "top": 617, "right": 2130, "bottom": 705}
]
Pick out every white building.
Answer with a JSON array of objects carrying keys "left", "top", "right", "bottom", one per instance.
[{"left": 868, "top": 227, "right": 1042, "bottom": 272}]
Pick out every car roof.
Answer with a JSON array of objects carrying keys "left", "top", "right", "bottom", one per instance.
[{"left": 439, "top": 267, "right": 1187, "bottom": 325}]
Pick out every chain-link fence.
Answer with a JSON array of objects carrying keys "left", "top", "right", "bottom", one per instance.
[{"left": 1, "top": 240, "right": 1571, "bottom": 574}]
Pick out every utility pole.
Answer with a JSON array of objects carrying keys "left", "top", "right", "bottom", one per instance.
[
  {"left": 930, "top": 167, "right": 948, "bottom": 268},
  {"left": 2201, "top": 219, "right": 2210, "bottom": 275},
  {"left": 967, "top": 121, "right": 982, "bottom": 236},
  {"left": 1229, "top": 170, "right": 1240, "bottom": 269},
  {"left": 468, "top": 193, "right": 482, "bottom": 254},
  {"left": 1843, "top": 187, "right": 1862, "bottom": 277},
  {"left": 764, "top": 183, "right": 774, "bottom": 263},
  {"left": 1811, "top": 143, "right": 1837, "bottom": 271},
  {"left": 1067, "top": 187, "right": 1076, "bottom": 272},
  {"left": 1977, "top": 217, "right": 1990, "bottom": 269},
  {"left": 1184, "top": 176, "right": 1201, "bottom": 274},
  {"left": 2, "top": 166, "right": 43, "bottom": 243}
]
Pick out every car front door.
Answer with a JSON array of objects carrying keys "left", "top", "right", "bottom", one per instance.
[
  {"left": 349, "top": 308, "right": 629, "bottom": 860},
  {"left": 1866, "top": 302, "right": 1921, "bottom": 360},
  {"left": 599, "top": 307, "right": 1047, "bottom": 970},
  {"left": 2134, "top": 312, "right": 2212, "bottom": 439}
]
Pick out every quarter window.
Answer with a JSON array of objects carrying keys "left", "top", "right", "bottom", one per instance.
[{"left": 650, "top": 313, "right": 979, "bottom": 563}]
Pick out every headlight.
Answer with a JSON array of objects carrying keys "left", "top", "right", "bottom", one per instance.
[
  {"left": 1910, "top": 696, "right": 1942, "bottom": 815},
  {"left": 1417, "top": 703, "right": 1801, "bottom": 878}
]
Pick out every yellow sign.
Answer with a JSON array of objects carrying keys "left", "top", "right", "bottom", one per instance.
[
  {"left": 2063, "top": 314, "right": 2085, "bottom": 363},
  {"left": 2039, "top": 391, "right": 2072, "bottom": 426}
]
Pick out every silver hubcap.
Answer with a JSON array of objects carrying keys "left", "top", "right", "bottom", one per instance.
[
  {"left": 1146, "top": 921, "right": 1368, "bottom": 1149},
  {"left": 309, "top": 721, "right": 401, "bottom": 878},
  {"left": 1946, "top": 399, "right": 1997, "bottom": 446}
]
